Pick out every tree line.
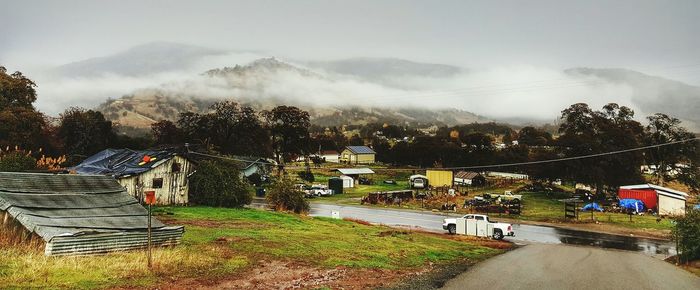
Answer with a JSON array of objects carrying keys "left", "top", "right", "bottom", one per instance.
[{"left": 1, "top": 66, "right": 698, "bottom": 193}]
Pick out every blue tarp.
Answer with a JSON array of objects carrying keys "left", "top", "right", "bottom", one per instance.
[
  {"left": 72, "top": 149, "right": 176, "bottom": 177},
  {"left": 581, "top": 202, "right": 604, "bottom": 212},
  {"left": 619, "top": 198, "right": 646, "bottom": 213}
]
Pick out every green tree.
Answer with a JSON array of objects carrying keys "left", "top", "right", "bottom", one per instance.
[
  {"left": 643, "top": 113, "right": 699, "bottom": 190},
  {"left": 0, "top": 67, "right": 50, "bottom": 150},
  {"left": 266, "top": 177, "right": 309, "bottom": 213},
  {"left": 151, "top": 120, "right": 182, "bottom": 146},
  {"left": 58, "top": 107, "right": 116, "bottom": 157},
  {"left": 0, "top": 66, "right": 37, "bottom": 109},
  {"left": 189, "top": 160, "right": 252, "bottom": 207},
  {"left": 262, "top": 106, "right": 311, "bottom": 164},
  {"left": 557, "top": 103, "right": 645, "bottom": 194},
  {"left": 517, "top": 126, "right": 552, "bottom": 146}
]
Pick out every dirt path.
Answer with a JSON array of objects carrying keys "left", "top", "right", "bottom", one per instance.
[{"left": 442, "top": 244, "right": 700, "bottom": 290}]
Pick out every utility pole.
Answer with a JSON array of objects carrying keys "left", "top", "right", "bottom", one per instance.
[{"left": 145, "top": 191, "right": 156, "bottom": 269}]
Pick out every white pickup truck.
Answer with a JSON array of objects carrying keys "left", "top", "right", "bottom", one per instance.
[
  {"left": 442, "top": 214, "right": 515, "bottom": 240},
  {"left": 493, "top": 191, "right": 523, "bottom": 202}
]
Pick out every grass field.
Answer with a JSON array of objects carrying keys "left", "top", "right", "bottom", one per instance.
[
  {"left": 0, "top": 207, "right": 503, "bottom": 289},
  {"left": 518, "top": 191, "right": 675, "bottom": 231}
]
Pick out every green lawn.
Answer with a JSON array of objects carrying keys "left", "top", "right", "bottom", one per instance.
[
  {"left": 518, "top": 191, "right": 674, "bottom": 231},
  {"left": 0, "top": 206, "right": 502, "bottom": 289}
]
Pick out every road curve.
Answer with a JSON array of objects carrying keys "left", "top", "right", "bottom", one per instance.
[{"left": 441, "top": 244, "right": 700, "bottom": 290}]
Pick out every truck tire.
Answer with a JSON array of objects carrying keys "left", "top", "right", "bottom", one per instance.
[
  {"left": 493, "top": 229, "right": 504, "bottom": 240},
  {"left": 447, "top": 224, "right": 456, "bottom": 235}
]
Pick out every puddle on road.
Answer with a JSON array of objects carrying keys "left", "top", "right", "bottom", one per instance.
[{"left": 508, "top": 224, "right": 676, "bottom": 257}]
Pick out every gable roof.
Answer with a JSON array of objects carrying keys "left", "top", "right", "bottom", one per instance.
[
  {"left": 231, "top": 156, "right": 274, "bottom": 170},
  {"left": 0, "top": 172, "right": 183, "bottom": 255},
  {"left": 72, "top": 149, "right": 179, "bottom": 177},
  {"left": 345, "top": 146, "right": 376, "bottom": 154},
  {"left": 455, "top": 171, "right": 481, "bottom": 179}
]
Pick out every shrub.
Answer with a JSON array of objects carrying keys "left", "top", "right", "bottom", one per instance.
[
  {"left": 266, "top": 177, "right": 309, "bottom": 214},
  {"left": 247, "top": 173, "right": 263, "bottom": 187},
  {"left": 189, "top": 160, "right": 252, "bottom": 207},
  {"left": 297, "top": 170, "right": 314, "bottom": 182},
  {"left": 672, "top": 208, "right": 700, "bottom": 263},
  {"left": 0, "top": 152, "right": 36, "bottom": 172}
]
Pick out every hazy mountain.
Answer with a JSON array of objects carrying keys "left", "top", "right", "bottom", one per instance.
[
  {"left": 566, "top": 68, "right": 700, "bottom": 129},
  {"left": 41, "top": 43, "right": 700, "bottom": 132},
  {"left": 306, "top": 57, "right": 463, "bottom": 88},
  {"left": 97, "top": 57, "right": 487, "bottom": 129},
  {"left": 53, "top": 42, "right": 226, "bottom": 77}
]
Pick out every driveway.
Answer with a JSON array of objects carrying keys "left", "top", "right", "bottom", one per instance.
[{"left": 441, "top": 244, "right": 700, "bottom": 290}]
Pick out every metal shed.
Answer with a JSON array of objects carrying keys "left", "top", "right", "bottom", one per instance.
[
  {"left": 0, "top": 172, "right": 183, "bottom": 256},
  {"left": 619, "top": 184, "right": 688, "bottom": 216},
  {"left": 73, "top": 149, "right": 194, "bottom": 205}
]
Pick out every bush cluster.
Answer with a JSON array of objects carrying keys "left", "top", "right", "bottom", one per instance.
[
  {"left": 672, "top": 208, "right": 700, "bottom": 263},
  {"left": 266, "top": 177, "right": 309, "bottom": 214},
  {"left": 189, "top": 160, "right": 252, "bottom": 207}
]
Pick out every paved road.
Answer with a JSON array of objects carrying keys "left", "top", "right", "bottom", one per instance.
[
  {"left": 441, "top": 244, "right": 700, "bottom": 290},
  {"left": 307, "top": 203, "right": 676, "bottom": 258}
]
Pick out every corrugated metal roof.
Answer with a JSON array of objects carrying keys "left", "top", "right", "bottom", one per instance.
[
  {"left": 345, "top": 146, "right": 376, "bottom": 154},
  {"left": 336, "top": 168, "right": 375, "bottom": 175},
  {"left": 0, "top": 172, "right": 183, "bottom": 255},
  {"left": 455, "top": 171, "right": 480, "bottom": 179},
  {"left": 72, "top": 149, "right": 177, "bottom": 177},
  {"left": 619, "top": 184, "right": 688, "bottom": 197}
]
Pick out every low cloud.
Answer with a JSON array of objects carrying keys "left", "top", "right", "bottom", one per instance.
[{"left": 32, "top": 56, "right": 648, "bottom": 125}]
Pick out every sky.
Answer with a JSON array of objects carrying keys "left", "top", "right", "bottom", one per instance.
[{"left": 1, "top": 0, "right": 699, "bottom": 121}]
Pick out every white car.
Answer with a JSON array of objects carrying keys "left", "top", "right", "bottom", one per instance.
[
  {"left": 442, "top": 214, "right": 514, "bottom": 240},
  {"left": 308, "top": 185, "right": 333, "bottom": 196}
]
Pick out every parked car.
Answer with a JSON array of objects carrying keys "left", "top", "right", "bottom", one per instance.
[
  {"left": 493, "top": 191, "right": 523, "bottom": 202},
  {"left": 409, "top": 175, "right": 428, "bottom": 189},
  {"left": 358, "top": 177, "right": 373, "bottom": 185},
  {"left": 442, "top": 214, "right": 514, "bottom": 240},
  {"left": 308, "top": 184, "right": 334, "bottom": 196}
]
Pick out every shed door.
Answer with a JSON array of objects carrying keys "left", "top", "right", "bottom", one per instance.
[{"left": 658, "top": 195, "right": 685, "bottom": 216}]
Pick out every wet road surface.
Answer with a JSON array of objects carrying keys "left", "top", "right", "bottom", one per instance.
[
  {"left": 307, "top": 203, "right": 677, "bottom": 258},
  {"left": 441, "top": 244, "right": 700, "bottom": 290}
]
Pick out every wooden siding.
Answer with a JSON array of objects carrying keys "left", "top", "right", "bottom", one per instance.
[{"left": 118, "top": 156, "right": 193, "bottom": 205}]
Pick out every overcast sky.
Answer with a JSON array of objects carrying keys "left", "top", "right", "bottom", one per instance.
[
  {"left": 1, "top": 0, "right": 699, "bottom": 124},
  {"left": 2, "top": 0, "right": 699, "bottom": 73}
]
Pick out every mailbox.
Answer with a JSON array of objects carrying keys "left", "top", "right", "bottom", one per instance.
[{"left": 144, "top": 191, "right": 156, "bottom": 205}]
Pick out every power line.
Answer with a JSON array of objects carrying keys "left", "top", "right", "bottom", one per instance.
[{"left": 184, "top": 137, "right": 699, "bottom": 172}]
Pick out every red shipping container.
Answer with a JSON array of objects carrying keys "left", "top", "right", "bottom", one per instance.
[{"left": 618, "top": 189, "right": 657, "bottom": 209}]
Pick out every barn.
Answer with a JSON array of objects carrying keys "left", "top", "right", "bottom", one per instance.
[
  {"left": 340, "top": 146, "right": 376, "bottom": 164},
  {"left": 454, "top": 171, "right": 486, "bottom": 186},
  {"left": 0, "top": 172, "right": 183, "bottom": 256},
  {"left": 618, "top": 184, "right": 689, "bottom": 216},
  {"left": 73, "top": 149, "right": 194, "bottom": 205}
]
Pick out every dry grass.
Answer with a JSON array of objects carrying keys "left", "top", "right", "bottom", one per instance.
[{"left": 0, "top": 243, "right": 248, "bottom": 289}]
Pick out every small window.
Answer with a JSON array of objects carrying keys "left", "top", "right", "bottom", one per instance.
[
  {"left": 475, "top": 216, "right": 485, "bottom": 221},
  {"left": 465, "top": 215, "right": 474, "bottom": 219},
  {"left": 152, "top": 178, "right": 163, "bottom": 188},
  {"left": 171, "top": 162, "right": 181, "bottom": 173}
]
